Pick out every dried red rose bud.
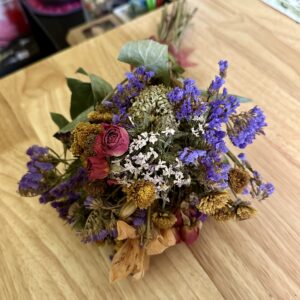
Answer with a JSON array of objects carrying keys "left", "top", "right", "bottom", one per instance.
[
  {"left": 174, "top": 210, "right": 183, "bottom": 227},
  {"left": 173, "top": 228, "right": 182, "bottom": 244},
  {"left": 179, "top": 223, "right": 200, "bottom": 245}
]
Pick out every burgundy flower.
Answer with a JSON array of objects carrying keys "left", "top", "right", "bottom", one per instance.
[
  {"left": 94, "top": 124, "right": 129, "bottom": 157},
  {"left": 87, "top": 156, "right": 109, "bottom": 180},
  {"left": 178, "top": 223, "right": 200, "bottom": 245}
]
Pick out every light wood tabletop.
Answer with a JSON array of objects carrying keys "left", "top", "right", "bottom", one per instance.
[{"left": 0, "top": 0, "right": 299, "bottom": 299}]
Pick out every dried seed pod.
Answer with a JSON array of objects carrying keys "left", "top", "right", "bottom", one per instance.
[{"left": 119, "top": 200, "right": 137, "bottom": 219}]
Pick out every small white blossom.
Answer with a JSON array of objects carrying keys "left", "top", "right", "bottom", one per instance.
[{"left": 162, "top": 128, "right": 175, "bottom": 136}]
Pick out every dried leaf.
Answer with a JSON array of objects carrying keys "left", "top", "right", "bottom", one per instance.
[
  {"left": 116, "top": 220, "right": 138, "bottom": 240},
  {"left": 146, "top": 228, "right": 176, "bottom": 255},
  {"left": 110, "top": 239, "right": 139, "bottom": 282},
  {"left": 132, "top": 247, "right": 150, "bottom": 281}
]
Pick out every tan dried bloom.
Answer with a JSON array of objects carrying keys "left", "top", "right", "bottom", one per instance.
[
  {"left": 71, "top": 122, "right": 102, "bottom": 157},
  {"left": 236, "top": 205, "right": 257, "bottom": 221},
  {"left": 228, "top": 168, "right": 250, "bottom": 194},
  {"left": 88, "top": 111, "right": 113, "bottom": 123},
  {"left": 152, "top": 212, "right": 177, "bottom": 229},
  {"left": 212, "top": 203, "right": 235, "bottom": 221},
  {"left": 127, "top": 180, "right": 156, "bottom": 209},
  {"left": 197, "top": 191, "right": 231, "bottom": 215}
]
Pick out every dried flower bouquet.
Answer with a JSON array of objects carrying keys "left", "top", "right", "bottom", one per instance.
[{"left": 18, "top": 2, "right": 274, "bottom": 282}]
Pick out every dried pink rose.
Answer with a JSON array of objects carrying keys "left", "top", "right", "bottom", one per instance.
[{"left": 94, "top": 124, "right": 129, "bottom": 157}]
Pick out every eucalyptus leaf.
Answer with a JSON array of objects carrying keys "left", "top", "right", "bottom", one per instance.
[
  {"left": 118, "top": 39, "right": 169, "bottom": 83},
  {"left": 58, "top": 106, "right": 94, "bottom": 134},
  {"left": 199, "top": 89, "right": 252, "bottom": 103},
  {"left": 230, "top": 94, "right": 253, "bottom": 103},
  {"left": 50, "top": 112, "right": 69, "bottom": 129}
]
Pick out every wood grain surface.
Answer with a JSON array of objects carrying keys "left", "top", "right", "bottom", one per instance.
[{"left": 0, "top": 0, "right": 299, "bottom": 299}]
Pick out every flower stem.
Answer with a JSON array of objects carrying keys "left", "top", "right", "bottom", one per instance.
[{"left": 146, "top": 206, "right": 152, "bottom": 240}]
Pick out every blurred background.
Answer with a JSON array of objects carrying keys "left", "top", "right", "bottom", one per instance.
[{"left": 0, "top": 0, "right": 171, "bottom": 77}]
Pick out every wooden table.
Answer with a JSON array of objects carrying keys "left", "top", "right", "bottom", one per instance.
[{"left": 1, "top": 0, "right": 299, "bottom": 299}]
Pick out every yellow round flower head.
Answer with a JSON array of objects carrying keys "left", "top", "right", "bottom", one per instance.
[
  {"left": 197, "top": 191, "right": 231, "bottom": 215},
  {"left": 88, "top": 111, "right": 113, "bottom": 123},
  {"left": 236, "top": 205, "right": 257, "bottom": 221},
  {"left": 228, "top": 168, "right": 250, "bottom": 194},
  {"left": 71, "top": 122, "right": 102, "bottom": 157},
  {"left": 152, "top": 212, "right": 177, "bottom": 229},
  {"left": 127, "top": 180, "right": 156, "bottom": 209},
  {"left": 212, "top": 203, "right": 235, "bottom": 221}
]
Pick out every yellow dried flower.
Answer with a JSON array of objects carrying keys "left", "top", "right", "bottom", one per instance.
[
  {"left": 236, "top": 205, "right": 257, "bottom": 221},
  {"left": 127, "top": 180, "right": 156, "bottom": 209},
  {"left": 152, "top": 212, "right": 177, "bottom": 229},
  {"left": 197, "top": 191, "right": 231, "bottom": 215},
  {"left": 88, "top": 111, "right": 113, "bottom": 123},
  {"left": 212, "top": 203, "right": 235, "bottom": 221},
  {"left": 229, "top": 168, "right": 250, "bottom": 194},
  {"left": 71, "top": 122, "right": 102, "bottom": 157}
]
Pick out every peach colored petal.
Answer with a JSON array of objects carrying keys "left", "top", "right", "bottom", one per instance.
[
  {"left": 116, "top": 220, "right": 137, "bottom": 240},
  {"left": 110, "top": 239, "right": 140, "bottom": 282},
  {"left": 146, "top": 229, "right": 176, "bottom": 256},
  {"left": 132, "top": 248, "right": 150, "bottom": 280}
]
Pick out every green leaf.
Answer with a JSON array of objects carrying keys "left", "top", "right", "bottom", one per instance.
[
  {"left": 76, "top": 68, "right": 113, "bottom": 104},
  {"left": 50, "top": 112, "right": 69, "bottom": 129},
  {"left": 230, "top": 94, "right": 253, "bottom": 103},
  {"left": 67, "top": 68, "right": 113, "bottom": 120},
  {"left": 58, "top": 106, "right": 94, "bottom": 134},
  {"left": 118, "top": 39, "right": 169, "bottom": 83},
  {"left": 67, "top": 78, "right": 94, "bottom": 120},
  {"left": 199, "top": 89, "right": 253, "bottom": 103}
]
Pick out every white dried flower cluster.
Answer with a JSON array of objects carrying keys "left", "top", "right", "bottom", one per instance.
[
  {"left": 111, "top": 129, "right": 190, "bottom": 202},
  {"left": 191, "top": 115, "right": 205, "bottom": 137}
]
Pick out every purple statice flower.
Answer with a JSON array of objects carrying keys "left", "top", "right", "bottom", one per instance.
[
  {"left": 242, "top": 188, "right": 250, "bottom": 195},
  {"left": 199, "top": 150, "right": 230, "bottom": 188},
  {"left": 179, "top": 148, "right": 206, "bottom": 165},
  {"left": 206, "top": 95, "right": 239, "bottom": 130},
  {"left": 228, "top": 106, "right": 267, "bottom": 149},
  {"left": 167, "top": 78, "right": 204, "bottom": 121},
  {"left": 218, "top": 60, "right": 228, "bottom": 76},
  {"left": 204, "top": 129, "right": 228, "bottom": 153},
  {"left": 209, "top": 75, "right": 225, "bottom": 92},
  {"left": 19, "top": 145, "right": 54, "bottom": 196},
  {"left": 259, "top": 182, "right": 275, "bottom": 198},
  {"left": 51, "top": 192, "right": 81, "bottom": 220},
  {"left": 132, "top": 209, "right": 146, "bottom": 227},
  {"left": 199, "top": 213, "right": 208, "bottom": 223},
  {"left": 112, "top": 66, "right": 154, "bottom": 114},
  {"left": 167, "top": 86, "right": 184, "bottom": 103},
  {"left": 19, "top": 172, "right": 44, "bottom": 192},
  {"left": 26, "top": 145, "right": 48, "bottom": 159},
  {"left": 83, "top": 229, "right": 109, "bottom": 243},
  {"left": 83, "top": 195, "right": 94, "bottom": 209},
  {"left": 83, "top": 228, "right": 117, "bottom": 243},
  {"left": 39, "top": 167, "right": 87, "bottom": 204},
  {"left": 33, "top": 161, "right": 54, "bottom": 171},
  {"left": 238, "top": 153, "right": 246, "bottom": 162}
]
